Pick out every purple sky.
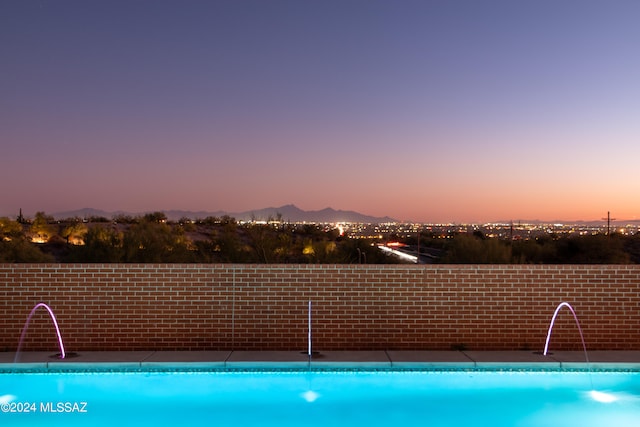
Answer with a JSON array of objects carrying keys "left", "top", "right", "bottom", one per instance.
[{"left": 2, "top": 0, "right": 639, "bottom": 223}]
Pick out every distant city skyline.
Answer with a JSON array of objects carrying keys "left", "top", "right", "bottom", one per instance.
[
  {"left": 2, "top": 1, "right": 639, "bottom": 223},
  {"left": 4, "top": 204, "right": 636, "bottom": 227}
]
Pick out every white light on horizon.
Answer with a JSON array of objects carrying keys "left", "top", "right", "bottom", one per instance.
[{"left": 378, "top": 245, "right": 418, "bottom": 262}]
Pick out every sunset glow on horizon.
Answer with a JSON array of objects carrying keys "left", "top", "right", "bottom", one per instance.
[{"left": 2, "top": 1, "right": 639, "bottom": 223}]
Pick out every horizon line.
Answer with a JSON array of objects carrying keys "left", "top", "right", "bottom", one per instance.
[{"left": 2, "top": 206, "right": 636, "bottom": 226}]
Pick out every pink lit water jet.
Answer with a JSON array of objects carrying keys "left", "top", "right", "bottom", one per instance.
[
  {"left": 543, "top": 302, "right": 604, "bottom": 396},
  {"left": 543, "top": 302, "right": 589, "bottom": 363},
  {"left": 14, "top": 302, "right": 66, "bottom": 362}
]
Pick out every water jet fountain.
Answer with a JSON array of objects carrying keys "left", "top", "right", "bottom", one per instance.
[
  {"left": 14, "top": 302, "right": 66, "bottom": 362},
  {"left": 543, "top": 301, "right": 600, "bottom": 394},
  {"left": 307, "top": 300, "right": 312, "bottom": 359},
  {"left": 543, "top": 302, "right": 589, "bottom": 363}
]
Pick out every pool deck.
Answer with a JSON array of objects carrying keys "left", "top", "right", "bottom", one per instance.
[{"left": 2, "top": 350, "right": 640, "bottom": 371}]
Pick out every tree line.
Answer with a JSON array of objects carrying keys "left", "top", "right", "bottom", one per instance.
[
  {"left": 0, "top": 212, "right": 392, "bottom": 264},
  {"left": 411, "top": 230, "right": 639, "bottom": 264},
  {"left": 1, "top": 212, "right": 639, "bottom": 264}
]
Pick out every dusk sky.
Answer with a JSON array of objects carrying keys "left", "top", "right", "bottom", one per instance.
[{"left": 2, "top": 0, "right": 639, "bottom": 223}]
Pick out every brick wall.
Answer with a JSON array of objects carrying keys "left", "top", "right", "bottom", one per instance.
[{"left": 1, "top": 264, "right": 639, "bottom": 352}]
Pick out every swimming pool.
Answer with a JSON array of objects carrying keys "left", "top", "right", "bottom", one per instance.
[{"left": 1, "top": 369, "right": 639, "bottom": 426}]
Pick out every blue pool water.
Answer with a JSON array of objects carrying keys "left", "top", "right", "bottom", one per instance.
[{"left": 1, "top": 369, "right": 640, "bottom": 426}]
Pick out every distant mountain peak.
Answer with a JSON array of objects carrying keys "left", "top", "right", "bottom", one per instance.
[{"left": 50, "top": 205, "right": 397, "bottom": 223}]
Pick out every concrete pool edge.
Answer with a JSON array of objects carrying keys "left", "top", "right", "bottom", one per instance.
[{"left": 1, "top": 350, "right": 640, "bottom": 372}]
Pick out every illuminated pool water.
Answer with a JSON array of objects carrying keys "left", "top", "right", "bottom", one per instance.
[{"left": 1, "top": 369, "right": 640, "bottom": 426}]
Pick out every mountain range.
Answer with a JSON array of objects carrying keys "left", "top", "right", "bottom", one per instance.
[{"left": 51, "top": 204, "right": 398, "bottom": 223}]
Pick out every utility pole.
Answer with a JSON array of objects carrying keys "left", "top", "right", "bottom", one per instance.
[
  {"left": 416, "top": 227, "right": 420, "bottom": 264},
  {"left": 602, "top": 211, "right": 616, "bottom": 236}
]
